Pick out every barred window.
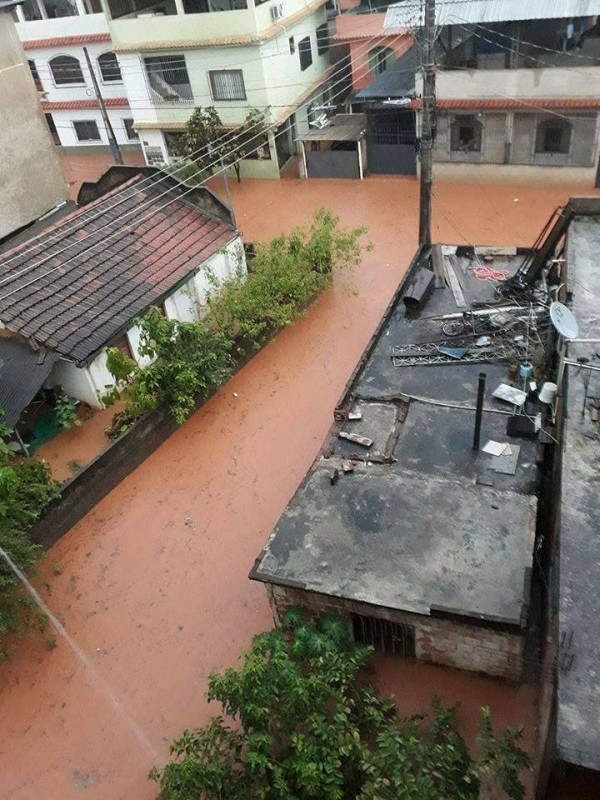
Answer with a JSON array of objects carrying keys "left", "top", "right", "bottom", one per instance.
[{"left": 208, "top": 69, "right": 246, "bottom": 101}]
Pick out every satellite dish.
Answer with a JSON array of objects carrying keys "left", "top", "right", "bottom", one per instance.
[{"left": 550, "top": 302, "right": 579, "bottom": 339}]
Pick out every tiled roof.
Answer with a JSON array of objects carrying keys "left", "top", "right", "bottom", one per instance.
[
  {"left": 22, "top": 32, "right": 111, "bottom": 50},
  {"left": 41, "top": 98, "right": 129, "bottom": 111},
  {"left": 0, "top": 172, "right": 236, "bottom": 365},
  {"left": 0, "top": 335, "right": 60, "bottom": 429},
  {"left": 437, "top": 97, "right": 600, "bottom": 110}
]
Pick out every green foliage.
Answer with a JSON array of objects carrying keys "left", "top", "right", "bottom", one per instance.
[
  {"left": 206, "top": 208, "right": 368, "bottom": 351},
  {"left": 477, "top": 706, "right": 531, "bottom": 800},
  {"left": 171, "top": 106, "right": 269, "bottom": 182},
  {"left": 104, "top": 308, "right": 235, "bottom": 430},
  {"left": 0, "top": 418, "right": 59, "bottom": 659},
  {"left": 150, "top": 613, "right": 530, "bottom": 800},
  {"left": 54, "top": 394, "right": 81, "bottom": 430},
  {"left": 105, "top": 209, "right": 368, "bottom": 430}
]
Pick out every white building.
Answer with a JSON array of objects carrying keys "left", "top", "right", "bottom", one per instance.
[
  {"left": 0, "top": 165, "right": 244, "bottom": 411},
  {"left": 13, "top": 0, "right": 335, "bottom": 176},
  {"left": 0, "top": 0, "right": 66, "bottom": 239},
  {"left": 13, "top": 5, "right": 141, "bottom": 153}
]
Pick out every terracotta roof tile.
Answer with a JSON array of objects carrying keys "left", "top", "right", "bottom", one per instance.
[
  {"left": 0, "top": 173, "right": 235, "bottom": 364},
  {"left": 41, "top": 98, "right": 129, "bottom": 111},
  {"left": 22, "top": 32, "right": 111, "bottom": 50},
  {"left": 436, "top": 97, "right": 600, "bottom": 110}
]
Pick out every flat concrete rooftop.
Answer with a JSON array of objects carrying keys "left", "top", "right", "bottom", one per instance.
[
  {"left": 252, "top": 246, "right": 543, "bottom": 628},
  {"left": 558, "top": 213, "right": 600, "bottom": 772}
]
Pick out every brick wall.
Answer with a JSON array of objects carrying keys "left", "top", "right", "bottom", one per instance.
[{"left": 266, "top": 584, "right": 526, "bottom": 682}]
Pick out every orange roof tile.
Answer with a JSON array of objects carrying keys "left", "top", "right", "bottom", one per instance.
[{"left": 22, "top": 32, "right": 111, "bottom": 50}]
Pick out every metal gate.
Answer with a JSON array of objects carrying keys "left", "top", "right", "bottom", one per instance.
[{"left": 367, "top": 109, "right": 417, "bottom": 175}]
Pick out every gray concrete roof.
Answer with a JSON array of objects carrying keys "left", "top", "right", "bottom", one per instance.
[
  {"left": 252, "top": 247, "right": 541, "bottom": 628},
  {"left": 558, "top": 213, "right": 600, "bottom": 771}
]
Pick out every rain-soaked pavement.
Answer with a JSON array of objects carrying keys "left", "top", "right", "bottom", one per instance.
[{"left": 1, "top": 175, "right": 597, "bottom": 800}]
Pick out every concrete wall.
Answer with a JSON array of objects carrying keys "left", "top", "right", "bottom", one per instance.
[
  {"left": 0, "top": 10, "right": 67, "bottom": 239},
  {"left": 47, "top": 107, "right": 139, "bottom": 147},
  {"left": 432, "top": 66, "right": 600, "bottom": 101},
  {"left": 349, "top": 34, "right": 411, "bottom": 91},
  {"left": 109, "top": 0, "right": 326, "bottom": 47},
  {"left": 265, "top": 584, "right": 526, "bottom": 681},
  {"left": 431, "top": 110, "right": 600, "bottom": 184},
  {"left": 47, "top": 237, "right": 243, "bottom": 407}
]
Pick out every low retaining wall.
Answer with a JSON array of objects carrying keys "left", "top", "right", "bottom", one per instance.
[{"left": 29, "top": 402, "right": 179, "bottom": 548}]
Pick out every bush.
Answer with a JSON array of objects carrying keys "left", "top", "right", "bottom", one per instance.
[
  {"left": 105, "top": 209, "right": 368, "bottom": 429},
  {"left": 0, "top": 420, "right": 59, "bottom": 658},
  {"left": 149, "top": 612, "right": 531, "bottom": 800}
]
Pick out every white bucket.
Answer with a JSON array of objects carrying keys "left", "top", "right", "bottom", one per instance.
[{"left": 539, "top": 382, "right": 557, "bottom": 404}]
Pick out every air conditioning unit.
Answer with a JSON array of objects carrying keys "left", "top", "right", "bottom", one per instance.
[{"left": 270, "top": 3, "right": 284, "bottom": 21}]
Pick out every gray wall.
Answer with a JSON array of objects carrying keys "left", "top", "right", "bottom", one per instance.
[
  {"left": 0, "top": 11, "right": 66, "bottom": 239},
  {"left": 434, "top": 111, "right": 599, "bottom": 169}
]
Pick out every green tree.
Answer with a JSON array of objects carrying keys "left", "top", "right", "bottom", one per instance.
[
  {"left": 172, "top": 106, "right": 269, "bottom": 182},
  {"left": 0, "top": 419, "right": 59, "bottom": 658},
  {"left": 149, "top": 612, "right": 531, "bottom": 800}
]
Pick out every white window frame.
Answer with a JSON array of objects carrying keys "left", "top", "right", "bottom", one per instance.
[
  {"left": 208, "top": 69, "right": 246, "bottom": 101},
  {"left": 73, "top": 119, "right": 102, "bottom": 143},
  {"left": 98, "top": 51, "right": 123, "bottom": 85},
  {"left": 123, "top": 118, "right": 139, "bottom": 140},
  {"left": 49, "top": 54, "right": 86, "bottom": 88}
]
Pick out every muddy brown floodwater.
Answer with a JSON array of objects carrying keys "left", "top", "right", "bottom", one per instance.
[{"left": 1, "top": 176, "right": 597, "bottom": 800}]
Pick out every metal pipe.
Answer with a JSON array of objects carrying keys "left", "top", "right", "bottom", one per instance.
[{"left": 472, "top": 372, "right": 486, "bottom": 451}]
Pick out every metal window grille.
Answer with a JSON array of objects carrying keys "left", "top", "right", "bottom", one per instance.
[
  {"left": 317, "top": 23, "right": 329, "bottom": 55},
  {"left": 144, "top": 55, "right": 193, "bottom": 102},
  {"left": 50, "top": 55, "right": 84, "bottom": 86},
  {"left": 535, "top": 118, "right": 571, "bottom": 154},
  {"left": 98, "top": 52, "right": 122, "bottom": 83},
  {"left": 352, "top": 613, "right": 416, "bottom": 658},
  {"left": 208, "top": 69, "right": 246, "bottom": 101},
  {"left": 73, "top": 120, "right": 101, "bottom": 142},
  {"left": 144, "top": 147, "right": 165, "bottom": 166},
  {"left": 299, "top": 36, "right": 313, "bottom": 71}
]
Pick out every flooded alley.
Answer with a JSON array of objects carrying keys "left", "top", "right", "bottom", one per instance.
[{"left": 1, "top": 176, "right": 596, "bottom": 800}]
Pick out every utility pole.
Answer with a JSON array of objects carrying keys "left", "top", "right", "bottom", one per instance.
[
  {"left": 418, "top": 0, "right": 436, "bottom": 247},
  {"left": 83, "top": 46, "right": 123, "bottom": 166}
]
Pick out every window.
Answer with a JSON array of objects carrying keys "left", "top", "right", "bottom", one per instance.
[
  {"left": 299, "top": 36, "right": 312, "bottom": 71},
  {"left": 123, "top": 119, "right": 138, "bottom": 140},
  {"left": 289, "top": 36, "right": 295, "bottom": 55},
  {"left": 183, "top": 0, "right": 247, "bottom": 10},
  {"left": 41, "top": 0, "right": 78, "bottom": 17},
  {"left": 208, "top": 69, "right": 246, "bottom": 101},
  {"left": 144, "top": 55, "right": 193, "bottom": 102},
  {"left": 49, "top": 55, "right": 84, "bottom": 86},
  {"left": 73, "top": 120, "right": 101, "bottom": 142},
  {"left": 98, "top": 52, "right": 122, "bottom": 83},
  {"left": 352, "top": 613, "right": 416, "bottom": 658},
  {"left": 20, "top": 0, "right": 42, "bottom": 20},
  {"left": 535, "top": 118, "right": 571, "bottom": 154},
  {"left": 45, "top": 113, "right": 61, "bottom": 146},
  {"left": 316, "top": 23, "right": 329, "bottom": 55},
  {"left": 450, "top": 114, "right": 482, "bottom": 152},
  {"left": 28, "top": 59, "right": 43, "bottom": 91},
  {"left": 368, "top": 46, "right": 394, "bottom": 76},
  {"left": 84, "top": 0, "right": 102, "bottom": 11}
]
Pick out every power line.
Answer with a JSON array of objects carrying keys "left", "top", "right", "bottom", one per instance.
[
  {"left": 0, "top": 29, "right": 405, "bottom": 307},
  {"left": 2, "top": 26, "right": 403, "bottom": 272}
]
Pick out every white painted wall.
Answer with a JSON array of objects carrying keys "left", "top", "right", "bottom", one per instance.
[
  {"left": 109, "top": 0, "right": 324, "bottom": 48},
  {"left": 48, "top": 236, "right": 244, "bottom": 408},
  {"left": 16, "top": 12, "right": 109, "bottom": 42},
  {"left": 23, "top": 39, "right": 128, "bottom": 102},
  {"left": 49, "top": 107, "right": 138, "bottom": 146},
  {"left": 0, "top": 10, "right": 67, "bottom": 238}
]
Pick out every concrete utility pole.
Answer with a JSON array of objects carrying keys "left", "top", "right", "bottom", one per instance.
[
  {"left": 83, "top": 46, "right": 123, "bottom": 166},
  {"left": 418, "top": 0, "right": 436, "bottom": 247}
]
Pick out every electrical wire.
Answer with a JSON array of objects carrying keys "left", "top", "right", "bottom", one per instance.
[
  {"left": 0, "top": 26, "right": 408, "bottom": 274},
  {"left": 0, "top": 29, "right": 407, "bottom": 310}
]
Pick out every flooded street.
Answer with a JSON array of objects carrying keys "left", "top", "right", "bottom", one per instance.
[{"left": 1, "top": 175, "right": 597, "bottom": 800}]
